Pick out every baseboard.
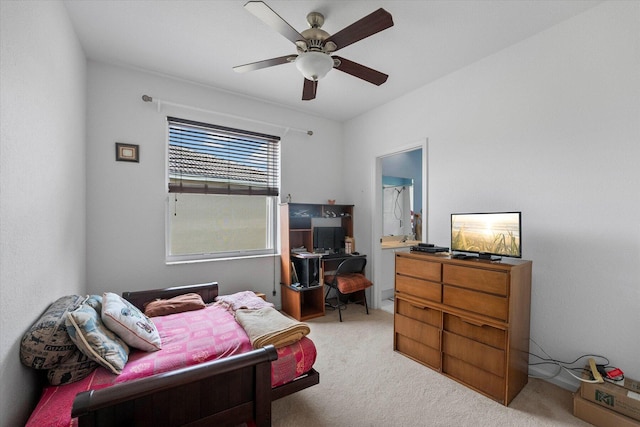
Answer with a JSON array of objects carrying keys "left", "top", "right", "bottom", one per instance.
[
  {"left": 380, "top": 288, "right": 394, "bottom": 301},
  {"left": 528, "top": 365, "right": 580, "bottom": 392}
]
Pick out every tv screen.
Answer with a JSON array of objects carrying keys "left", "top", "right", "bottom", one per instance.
[
  {"left": 313, "top": 226, "right": 345, "bottom": 253},
  {"left": 451, "top": 212, "right": 521, "bottom": 259}
]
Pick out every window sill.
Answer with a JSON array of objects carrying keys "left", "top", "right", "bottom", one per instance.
[{"left": 166, "top": 252, "right": 279, "bottom": 265}]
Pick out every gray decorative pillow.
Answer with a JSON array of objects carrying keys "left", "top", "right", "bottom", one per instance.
[
  {"left": 66, "top": 303, "right": 129, "bottom": 375},
  {"left": 46, "top": 347, "right": 98, "bottom": 385},
  {"left": 20, "top": 295, "right": 85, "bottom": 369}
]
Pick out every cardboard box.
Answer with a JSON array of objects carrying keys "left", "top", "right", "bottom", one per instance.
[
  {"left": 580, "top": 377, "right": 640, "bottom": 421},
  {"left": 574, "top": 394, "right": 640, "bottom": 427},
  {"left": 612, "top": 377, "right": 640, "bottom": 394}
]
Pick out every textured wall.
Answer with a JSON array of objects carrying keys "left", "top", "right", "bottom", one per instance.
[{"left": 0, "top": 2, "right": 87, "bottom": 426}]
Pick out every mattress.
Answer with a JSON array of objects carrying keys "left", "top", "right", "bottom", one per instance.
[{"left": 26, "top": 304, "right": 317, "bottom": 427}]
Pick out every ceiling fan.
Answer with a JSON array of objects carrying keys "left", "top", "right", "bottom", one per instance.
[{"left": 233, "top": 1, "right": 393, "bottom": 101}]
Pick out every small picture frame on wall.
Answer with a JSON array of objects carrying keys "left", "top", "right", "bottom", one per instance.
[{"left": 115, "top": 143, "right": 139, "bottom": 162}]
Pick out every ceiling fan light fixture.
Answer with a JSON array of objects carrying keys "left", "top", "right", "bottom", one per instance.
[{"left": 295, "top": 51, "right": 334, "bottom": 81}]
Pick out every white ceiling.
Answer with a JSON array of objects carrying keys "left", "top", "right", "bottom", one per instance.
[{"left": 63, "top": 0, "right": 601, "bottom": 122}]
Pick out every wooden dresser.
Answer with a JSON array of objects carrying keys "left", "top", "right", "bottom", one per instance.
[{"left": 394, "top": 252, "right": 532, "bottom": 405}]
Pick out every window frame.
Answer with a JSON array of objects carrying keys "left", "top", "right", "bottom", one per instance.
[{"left": 164, "top": 117, "right": 280, "bottom": 263}]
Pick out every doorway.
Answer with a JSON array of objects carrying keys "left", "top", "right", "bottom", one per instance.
[{"left": 372, "top": 140, "right": 427, "bottom": 311}]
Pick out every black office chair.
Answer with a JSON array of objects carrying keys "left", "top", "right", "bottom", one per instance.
[{"left": 324, "top": 256, "right": 372, "bottom": 322}]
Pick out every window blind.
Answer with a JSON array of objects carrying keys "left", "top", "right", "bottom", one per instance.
[{"left": 167, "top": 117, "right": 280, "bottom": 196}]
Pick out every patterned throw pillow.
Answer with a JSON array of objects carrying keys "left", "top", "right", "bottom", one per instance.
[
  {"left": 20, "top": 295, "right": 85, "bottom": 369},
  {"left": 65, "top": 303, "right": 129, "bottom": 375},
  {"left": 46, "top": 347, "right": 98, "bottom": 385},
  {"left": 101, "top": 292, "right": 161, "bottom": 352},
  {"left": 85, "top": 294, "right": 103, "bottom": 313}
]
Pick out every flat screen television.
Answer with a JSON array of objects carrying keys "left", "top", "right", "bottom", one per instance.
[
  {"left": 313, "top": 226, "right": 345, "bottom": 253},
  {"left": 450, "top": 212, "right": 521, "bottom": 260}
]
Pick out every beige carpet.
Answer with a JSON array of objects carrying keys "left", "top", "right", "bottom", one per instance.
[{"left": 272, "top": 306, "right": 591, "bottom": 426}]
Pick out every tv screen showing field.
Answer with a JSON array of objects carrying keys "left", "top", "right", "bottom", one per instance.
[{"left": 451, "top": 213, "right": 520, "bottom": 256}]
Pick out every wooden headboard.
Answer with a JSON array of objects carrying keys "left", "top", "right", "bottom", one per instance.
[{"left": 122, "top": 282, "right": 219, "bottom": 310}]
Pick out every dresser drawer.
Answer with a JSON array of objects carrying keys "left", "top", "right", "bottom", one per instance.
[
  {"left": 396, "top": 297, "right": 441, "bottom": 328},
  {"left": 443, "top": 355, "right": 505, "bottom": 403},
  {"left": 443, "top": 285, "right": 508, "bottom": 321},
  {"left": 442, "top": 331, "right": 505, "bottom": 377},
  {"left": 395, "top": 334, "right": 441, "bottom": 369},
  {"left": 443, "top": 313, "right": 505, "bottom": 349},
  {"left": 396, "top": 275, "right": 441, "bottom": 302},
  {"left": 395, "top": 314, "right": 440, "bottom": 349},
  {"left": 396, "top": 256, "right": 442, "bottom": 281},
  {"left": 443, "top": 264, "right": 508, "bottom": 296}
]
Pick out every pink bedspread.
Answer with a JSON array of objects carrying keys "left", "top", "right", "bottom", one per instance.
[{"left": 26, "top": 304, "right": 317, "bottom": 427}]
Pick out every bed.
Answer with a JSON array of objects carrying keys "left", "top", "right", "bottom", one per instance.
[{"left": 25, "top": 282, "right": 319, "bottom": 427}]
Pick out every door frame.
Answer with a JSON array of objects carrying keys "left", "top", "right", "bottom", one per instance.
[{"left": 371, "top": 138, "right": 428, "bottom": 309}]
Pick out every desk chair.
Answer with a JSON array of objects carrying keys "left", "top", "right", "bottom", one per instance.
[{"left": 324, "top": 257, "right": 372, "bottom": 322}]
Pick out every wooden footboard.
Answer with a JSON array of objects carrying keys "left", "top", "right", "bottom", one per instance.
[
  {"left": 68, "top": 282, "right": 318, "bottom": 426},
  {"left": 72, "top": 345, "right": 278, "bottom": 427}
]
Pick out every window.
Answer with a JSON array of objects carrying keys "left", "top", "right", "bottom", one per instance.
[{"left": 166, "top": 117, "right": 280, "bottom": 261}]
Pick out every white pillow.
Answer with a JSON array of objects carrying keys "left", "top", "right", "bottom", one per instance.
[{"left": 101, "top": 292, "right": 162, "bottom": 352}]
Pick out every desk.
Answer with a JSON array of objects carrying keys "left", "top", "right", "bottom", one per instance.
[{"left": 280, "top": 253, "right": 366, "bottom": 321}]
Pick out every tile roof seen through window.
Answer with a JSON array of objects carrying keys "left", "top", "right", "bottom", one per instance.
[{"left": 169, "top": 145, "right": 269, "bottom": 185}]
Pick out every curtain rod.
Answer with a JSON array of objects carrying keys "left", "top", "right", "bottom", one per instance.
[{"left": 141, "top": 95, "right": 313, "bottom": 136}]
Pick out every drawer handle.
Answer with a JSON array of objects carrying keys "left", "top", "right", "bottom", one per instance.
[
  {"left": 460, "top": 318, "right": 487, "bottom": 327},
  {"left": 408, "top": 302, "right": 430, "bottom": 311}
]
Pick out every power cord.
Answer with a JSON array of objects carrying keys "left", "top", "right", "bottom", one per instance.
[{"left": 528, "top": 338, "right": 622, "bottom": 383}]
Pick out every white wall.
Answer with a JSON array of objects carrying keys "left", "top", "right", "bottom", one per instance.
[
  {"left": 0, "top": 2, "right": 87, "bottom": 426},
  {"left": 85, "top": 62, "right": 344, "bottom": 301},
  {"left": 343, "top": 0, "right": 640, "bottom": 389}
]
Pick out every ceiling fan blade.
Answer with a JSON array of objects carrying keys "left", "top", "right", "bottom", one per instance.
[
  {"left": 333, "top": 56, "right": 388, "bottom": 86},
  {"left": 325, "top": 8, "right": 393, "bottom": 51},
  {"left": 244, "top": 1, "right": 305, "bottom": 45},
  {"left": 302, "top": 78, "right": 317, "bottom": 100},
  {"left": 233, "top": 55, "right": 295, "bottom": 73}
]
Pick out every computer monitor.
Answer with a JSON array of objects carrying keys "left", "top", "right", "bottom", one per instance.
[{"left": 313, "top": 226, "right": 345, "bottom": 253}]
